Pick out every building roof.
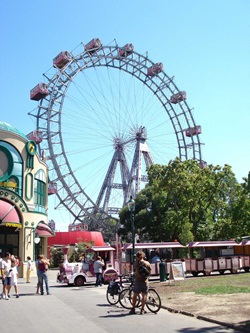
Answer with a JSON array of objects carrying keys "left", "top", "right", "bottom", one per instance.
[
  {"left": 48, "top": 231, "right": 105, "bottom": 247},
  {"left": 0, "top": 121, "right": 27, "bottom": 140}
]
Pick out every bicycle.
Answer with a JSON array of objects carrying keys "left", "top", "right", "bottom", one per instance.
[
  {"left": 106, "top": 274, "right": 124, "bottom": 305},
  {"left": 119, "top": 286, "right": 161, "bottom": 313},
  {"left": 106, "top": 274, "right": 140, "bottom": 307}
]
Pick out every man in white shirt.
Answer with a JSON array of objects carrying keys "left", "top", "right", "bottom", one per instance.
[{"left": 1, "top": 252, "right": 11, "bottom": 300}]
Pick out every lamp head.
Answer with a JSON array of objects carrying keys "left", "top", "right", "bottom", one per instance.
[
  {"left": 127, "top": 196, "right": 135, "bottom": 212},
  {"left": 34, "top": 236, "right": 40, "bottom": 244}
]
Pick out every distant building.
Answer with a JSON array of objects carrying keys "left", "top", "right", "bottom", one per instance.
[
  {"left": 0, "top": 121, "right": 54, "bottom": 277},
  {"left": 68, "top": 222, "right": 88, "bottom": 232}
]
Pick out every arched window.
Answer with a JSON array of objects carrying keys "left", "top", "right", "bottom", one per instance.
[
  {"left": 34, "top": 169, "right": 46, "bottom": 207},
  {"left": 0, "top": 141, "right": 23, "bottom": 196}
]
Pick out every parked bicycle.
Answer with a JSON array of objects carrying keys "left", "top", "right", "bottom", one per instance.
[
  {"left": 106, "top": 274, "right": 124, "bottom": 305},
  {"left": 106, "top": 273, "right": 161, "bottom": 313},
  {"left": 119, "top": 286, "right": 161, "bottom": 313}
]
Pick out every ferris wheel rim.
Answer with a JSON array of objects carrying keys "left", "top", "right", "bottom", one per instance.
[{"left": 33, "top": 40, "right": 203, "bottom": 223}]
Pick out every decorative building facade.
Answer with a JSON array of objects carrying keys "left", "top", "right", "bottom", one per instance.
[{"left": 0, "top": 121, "right": 54, "bottom": 277}]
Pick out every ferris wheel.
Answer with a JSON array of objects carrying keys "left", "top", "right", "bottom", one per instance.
[{"left": 29, "top": 38, "right": 204, "bottom": 225}]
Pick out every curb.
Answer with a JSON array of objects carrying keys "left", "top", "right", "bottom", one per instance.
[{"left": 162, "top": 305, "right": 250, "bottom": 333}]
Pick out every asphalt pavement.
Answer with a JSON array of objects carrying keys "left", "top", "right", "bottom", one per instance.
[{"left": 0, "top": 269, "right": 244, "bottom": 333}]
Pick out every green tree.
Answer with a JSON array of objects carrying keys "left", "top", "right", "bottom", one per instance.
[{"left": 119, "top": 158, "right": 250, "bottom": 243}]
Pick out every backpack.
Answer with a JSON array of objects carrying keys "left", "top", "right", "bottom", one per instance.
[
  {"left": 107, "top": 281, "right": 120, "bottom": 295},
  {"left": 138, "top": 261, "right": 150, "bottom": 278}
]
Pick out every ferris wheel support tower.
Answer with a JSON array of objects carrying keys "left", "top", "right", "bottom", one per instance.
[{"left": 28, "top": 38, "right": 204, "bottom": 225}]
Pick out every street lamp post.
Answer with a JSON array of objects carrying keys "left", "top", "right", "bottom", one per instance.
[{"left": 127, "top": 196, "right": 135, "bottom": 266}]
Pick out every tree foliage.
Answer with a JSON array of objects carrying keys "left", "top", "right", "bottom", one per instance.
[
  {"left": 83, "top": 215, "right": 118, "bottom": 243},
  {"left": 119, "top": 159, "right": 250, "bottom": 244}
]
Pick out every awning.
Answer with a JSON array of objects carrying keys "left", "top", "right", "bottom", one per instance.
[
  {"left": 48, "top": 231, "right": 105, "bottom": 247},
  {"left": 35, "top": 221, "right": 54, "bottom": 238},
  {"left": 125, "top": 242, "right": 184, "bottom": 250},
  {"left": 0, "top": 200, "right": 22, "bottom": 228},
  {"left": 240, "top": 240, "right": 250, "bottom": 246},
  {"left": 187, "top": 241, "right": 239, "bottom": 248},
  {"left": 87, "top": 245, "right": 115, "bottom": 252}
]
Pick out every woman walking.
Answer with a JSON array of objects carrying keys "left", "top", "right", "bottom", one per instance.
[{"left": 37, "top": 255, "right": 51, "bottom": 295}]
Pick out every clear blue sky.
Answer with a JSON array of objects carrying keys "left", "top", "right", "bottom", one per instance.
[{"left": 1, "top": 0, "right": 250, "bottom": 230}]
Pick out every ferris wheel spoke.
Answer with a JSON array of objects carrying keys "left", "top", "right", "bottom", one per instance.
[{"left": 29, "top": 40, "right": 203, "bottom": 225}]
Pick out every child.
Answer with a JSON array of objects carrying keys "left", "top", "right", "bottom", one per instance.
[{"left": 10, "top": 258, "right": 19, "bottom": 298}]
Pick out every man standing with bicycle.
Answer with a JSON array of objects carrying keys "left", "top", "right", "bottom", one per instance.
[{"left": 129, "top": 251, "right": 151, "bottom": 315}]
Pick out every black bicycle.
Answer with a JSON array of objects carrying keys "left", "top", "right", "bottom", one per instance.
[
  {"left": 106, "top": 274, "right": 140, "bottom": 308},
  {"left": 119, "top": 286, "right": 161, "bottom": 313},
  {"left": 106, "top": 274, "right": 124, "bottom": 305}
]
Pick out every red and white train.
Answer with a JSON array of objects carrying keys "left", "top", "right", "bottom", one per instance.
[
  {"left": 57, "top": 239, "right": 250, "bottom": 286},
  {"left": 120, "top": 240, "right": 250, "bottom": 277}
]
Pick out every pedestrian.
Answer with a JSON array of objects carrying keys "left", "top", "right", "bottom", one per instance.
[
  {"left": 93, "top": 256, "right": 104, "bottom": 287},
  {"left": 10, "top": 258, "right": 19, "bottom": 298},
  {"left": 35, "top": 255, "right": 40, "bottom": 294},
  {"left": 1, "top": 252, "right": 11, "bottom": 300},
  {"left": 129, "top": 251, "right": 151, "bottom": 315},
  {"left": 15, "top": 256, "right": 20, "bottom": 273},
  {"left": 0, "top": 253, "right": 3, "bottom": 298},
  {"left": 37, "top": 254, "right": 51, "bottom": 295},
  {"left": 150, "top": 251, "right": 161, "bottom": 263},
  {"left": 26, "top": 256, "right": 32, "bottom": 283}
]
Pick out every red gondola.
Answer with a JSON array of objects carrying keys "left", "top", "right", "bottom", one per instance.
[
  {"left": 147, "top": 62, "right": 163, "bottom": 76},
  {"left": 170, "top": 91, "right": 187, "bottom": 104},
  {"left": 118, "top": 43, "right": 134, "bottom": 57},
  {"left": 27, "top": 130, "right": 43, "bottom": 144},
  {"left": 30, "top": 83, "right": 49, "bottom": 101},
  {"left": 48, "top": 181, "right": 57, "bottom": 195},
  {"left": 84, "top": 38, "right": 102, "bottom": 53},
  {"left": 186, "top": 125, "right": 202, "bottom": 137},
  {"left": 53, "top": 51, "right": 71, "bottom": 69}
]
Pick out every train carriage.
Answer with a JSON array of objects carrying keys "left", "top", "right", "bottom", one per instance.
[
  {"left": 121, "top": 241, "right": 185, "bottom": 276},
  {"left": 186, "top": 240, "right": 242, "bottom": 276}
]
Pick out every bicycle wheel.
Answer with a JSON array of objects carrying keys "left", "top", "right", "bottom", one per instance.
[
  {"left": 119, "top": 288, "right": 141, "bottom": 309},
  {"left": 119, "top": 289, "right": 133, "bottom": 309},
  {"left": 146, "top": 289, "right": 161, "bottom": 313},
  {"left": 106, "top": 290, "right": 120, "bottom": 305}
]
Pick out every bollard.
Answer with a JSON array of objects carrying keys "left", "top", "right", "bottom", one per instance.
[{"left": 159, "top": 260, "right": 166, "bottom": 282}]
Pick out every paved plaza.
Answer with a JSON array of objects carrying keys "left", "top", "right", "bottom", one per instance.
[{"left": 0, "top": 269, "right": 242, "bottom": 333}]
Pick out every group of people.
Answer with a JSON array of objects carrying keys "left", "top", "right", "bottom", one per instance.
[
  {"left": 1, "top": 248, "right": 152, "bottom": 315},
  {"left": 0, "top": 252, "right": 51, "bottom": 300},
  {"left": 0, "top": 252, "right": 19, "bottom": 300}
]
